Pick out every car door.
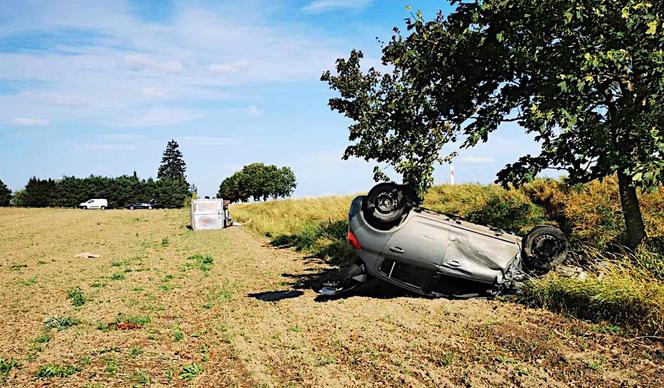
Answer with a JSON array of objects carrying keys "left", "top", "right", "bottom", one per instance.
[{"left": 381, "top": 212, "right": 449, "bottom": 271}]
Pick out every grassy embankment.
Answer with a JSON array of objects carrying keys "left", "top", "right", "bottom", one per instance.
[{"left": 233, "top": 177, "right": 664, "bottom": 335}]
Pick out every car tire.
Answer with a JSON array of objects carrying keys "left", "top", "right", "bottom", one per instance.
[
  {"left": 148, "top": 205, "right": 152, "bottom": 210},
  {"left": 100, "top": 206, "right": 106, "bottom": 210},
  {"left": 363, "top": 182, "right": 411, "bottom": 229},
  {"left": 129, "top": 206, "right": 134, "bottom": 210},
  {"left": 522, "top": 225, "right": 568, "bottom": 274}
]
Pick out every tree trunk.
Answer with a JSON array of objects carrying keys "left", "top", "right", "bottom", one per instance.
[{"left": 617, "top": 170, "right": 646, "bottom": 249}]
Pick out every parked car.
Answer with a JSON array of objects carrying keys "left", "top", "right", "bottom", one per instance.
[
  {"left": 318, "top": 182, "right": 568, "bottom": 298},
  {"left": 127, "top": 201, "right": 156, "bottom": 210},
  {"left": 79, "top": 199, "right": 108, "bottom": 210}
]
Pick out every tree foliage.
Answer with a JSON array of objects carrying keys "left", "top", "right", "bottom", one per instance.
[
  {"left": 157, "top": 139, "right": 187, "bottom": 181},
  {"left": 323, "top": 0, "right": 664, "bottom": 247},
  {"left": 218, "top": 163, "right": 297, "bottom": 202},
  {"left": 0, "top": 179, "right": 11, "bottom": 206}
]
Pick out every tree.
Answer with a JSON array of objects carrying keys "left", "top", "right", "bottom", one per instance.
[
  {"left": 153, "top": 177, "right": 190, "bottom": 208},
  {"left": 218, "top": 163, "right": 297, "bottom": 202},
  {"left": 22, "top": 177, "right": 57, "bottom": 207},
  {"left": 0, "top": 179, "right": 11, "bottom": 206},
  {"left": 157, "top": 139, "right": 187, "bottom": 180},
  {"left": 322, "top": 0, "right": 664, "bottom": 248}
]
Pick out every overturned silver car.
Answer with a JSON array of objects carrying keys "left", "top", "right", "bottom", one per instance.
[{"left": 319, "top": 183, "right": 568, "bottom": 298}]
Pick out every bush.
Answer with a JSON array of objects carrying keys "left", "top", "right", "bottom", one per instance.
[{"left": 521, "top": 249, "right": 664, "bottom": 335}]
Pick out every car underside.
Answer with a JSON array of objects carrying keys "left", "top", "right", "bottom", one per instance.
[{"left": 318, "top": 183, "right": 568, "bottom": 299}]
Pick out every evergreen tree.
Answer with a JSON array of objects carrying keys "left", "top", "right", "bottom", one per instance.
[
  {"left": 0, "top": 179, "right": 11, "bottom": 206},
  {"left": 157, "top": 139, "right": 187, "bottom": 180}
]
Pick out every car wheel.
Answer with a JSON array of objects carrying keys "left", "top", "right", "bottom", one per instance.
[
  {"left": 363, "top": 182, "right": 411, "bottom": 229},
  {"left": 522, "top": 225, "right": 568, "bottom": 274},
  {"left": 148, "top": 205, "right": 152, "bottom": 210},
  {"left": 129, "top": 206, "right": 134, "bottom": 210},
  {"left": 100, "top": 206, "right": 106, "bottom": 210}
]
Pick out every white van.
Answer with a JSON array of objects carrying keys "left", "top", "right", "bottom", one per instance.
[{"left": 79, "top": 199, "right": 108, "bottom": 210}]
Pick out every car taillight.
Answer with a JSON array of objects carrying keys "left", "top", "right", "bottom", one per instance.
[{"left": 348, "top": 230, "right": 363, "bottom": 250}]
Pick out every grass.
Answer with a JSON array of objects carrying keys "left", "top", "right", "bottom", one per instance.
[
  {"left": 67, "top": 287, "right": 86, "bottom": 307},
  {"left": 34, "top": 364, "right": 80, "bottom": 379},
  {"left": 185, "top": 254, "right": 214, "bottom": 272},
  {"left": 520, "top": 249, "right": 664, "bottom": 334},
  {"left": 43, "top": 316, "right": 79, "bottom": 331},
  {"left": 114, "top": 315, "right": 151, "bottom": 327},
  {"left": 180, "top": 362, "right": 203, "bottom": 381},
  {"left": 1, "top": 204, "right": 663, "bottom": 385},
  {"left": 0, "top": 357, "right": 18, "bottom": 382}
]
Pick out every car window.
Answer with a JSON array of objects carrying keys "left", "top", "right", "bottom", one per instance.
[{"left": 88, "top": 200, "right": 94, "bottom": 203}]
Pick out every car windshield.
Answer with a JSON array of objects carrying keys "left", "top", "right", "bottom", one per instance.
[{"left": 88, "top": 200, "right": 94, "bottom": 203}]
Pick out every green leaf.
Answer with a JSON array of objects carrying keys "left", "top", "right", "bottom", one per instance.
[{"left": 646, "top": 20, "right": 658, "bottom": 35}]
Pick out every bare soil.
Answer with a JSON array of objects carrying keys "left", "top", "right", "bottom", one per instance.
[{"left": 0, "top": 208, "right": 662, "bottom": 386}]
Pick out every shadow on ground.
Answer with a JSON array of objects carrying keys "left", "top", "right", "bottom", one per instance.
[{"left": 247, "top": 290, "right": 304, "bottom": 302}]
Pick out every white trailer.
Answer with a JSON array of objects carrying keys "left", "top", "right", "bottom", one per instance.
[{"left": 190, "top": 198, "right": 232, "bottom": 231}]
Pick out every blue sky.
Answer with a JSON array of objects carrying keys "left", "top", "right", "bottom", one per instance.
[{"left": 0, "top": 0, "right": 542, "bottom": 197}]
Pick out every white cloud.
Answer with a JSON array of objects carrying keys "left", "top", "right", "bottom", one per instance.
[
  {"left": 302, "top": 0, "right": 373, "bottom": 13},
  {"left": 11, "top": 117, "right": 49, "bottom": 126},
  {"left": 116, "top": 107, "right": 205, "bottom": 127},
  {"left": 141, "top": 86, "right": 166, "bottom": 97},
  {"left": 459, "top": 155, "right": 494, "bottom": 164},
  {"left": 208, "top": 60, "right": 248, "bottom": 75},
  {"left": 0, "top": 4, "right": 347, "bottom": 128},
  {"left": 225, "top": 105, "right": 262, "bottom": 118},
  {"left": 123, "top": 54, "right": 184, "bottom": 74}
]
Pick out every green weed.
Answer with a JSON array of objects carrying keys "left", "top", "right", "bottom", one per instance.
[
  {"left": 0, "top": 357, "right": 19, "bottom": 382},
  {"left": 132, "top": 369, "right": 151, "bottom": 385},
  {"left": 128, "top": 346, "right": 143, "bottom": 358},
  {"left": 67, "top": 287, "right": 86, "bottom": 307},
  {"left": 35, "top": 364, "right": 79, "bottom": 379},
  {"left": 439, "top": 351, "right": 455, "bottom": 367},
  {"left": 172, "top": 326, "right": 184, "bottom": 342},
  {"left": 43, "top": 316, "right": 79, "bottom": 331},
  {"left": 180, "top": 363, "right": 203, "bottom": 381},
  {"left": 186, "top": 254, "right": 214, "bottom": 272},
  {"left": 34, "top": 332, "right": 51, "bottom": 344}
]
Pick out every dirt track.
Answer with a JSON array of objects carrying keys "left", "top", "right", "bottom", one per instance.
[{"left": 0, "top": 208, "right": 662, "bottom": 386}]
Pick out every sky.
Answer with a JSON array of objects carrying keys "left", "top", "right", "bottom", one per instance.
[{"left": 0, "top": 0, "right": 544, "bottom": 197}]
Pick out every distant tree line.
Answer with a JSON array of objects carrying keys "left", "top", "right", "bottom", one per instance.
[
  {"left": 0, "top": 139, "right": 192, "bottom": 208},
  {"left": 0, "top": 179, "right": 11, "bottom": 206},
  {"left": 218, "top": 163, "right": 296, "bottom": 202},
  {"left": 9, "top": 175, "right": 190, "bottom": 209}
]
